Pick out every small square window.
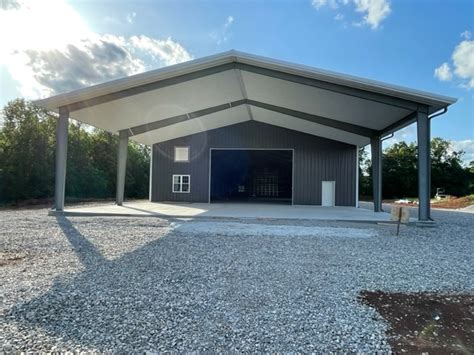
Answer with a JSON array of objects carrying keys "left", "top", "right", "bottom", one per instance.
[
  {"left": 174, "top": 147, "right": 189, "bottom": 162},
  {"left": 172, "top": 174, "right": 190, "bottom": 193}
]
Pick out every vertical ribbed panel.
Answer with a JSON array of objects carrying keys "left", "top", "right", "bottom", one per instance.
[{"left": 152, "top": 120, "right": 357, "bottom": 206}]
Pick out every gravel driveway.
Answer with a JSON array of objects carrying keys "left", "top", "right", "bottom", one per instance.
[{"left": 1, "top": 207, "right": 473, "bottom": 352}]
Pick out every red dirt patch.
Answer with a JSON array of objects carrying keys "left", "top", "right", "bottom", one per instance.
[
  {"left": 431, "top": 196, "right": 474, "bottom": 210},
  {"left": 359, "top": 291, "right": 474, "bottom": 354}
]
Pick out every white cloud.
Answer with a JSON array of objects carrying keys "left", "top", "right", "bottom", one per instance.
[
  {"left": 460, "top": 30, "right": 472, "bottom": 40},
  {"left": 210, "top": 15, "right": 235, "bottom": 45},
  {"left": 130, "top": 36, "right": 192, "bottom": 65},
  {"left": 354, "top": 0, "right": 391, "bottom": 29},
  {"left": 126, "top": 12, "right": 136, "bottom": 24},
  {"left": 452, "top": 40, "right": 474, "bottom": 88},
  {"left": 451, "top": 140, "right": 474, "bottom": 166},
  {"left": 0, "top": 0, "right": 192, "bottom": 98},
  {"left": 18, "top": 36, "right": 146, "bottom": 97},
  {"left": 435, "top": 32, "right": 474, "bottom": 89},
  {"left": 0, "top": 0, "right": 20, "bottom": 10},
  {"left": 434, "top": 62, "right": 453, "bottom": 82},
  {"left": 225, "top": 15, "right": 234, "bottom": 28},
  {"left": 311, "top": 0, "right": 390, "bottom": 29},
  {"left": 311, "top": 0, "right": 339, "bottom": 9}
]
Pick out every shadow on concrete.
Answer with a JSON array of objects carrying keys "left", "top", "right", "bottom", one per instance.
[{"left": 121, "top": 204, "right": 170, "bottom": 216}]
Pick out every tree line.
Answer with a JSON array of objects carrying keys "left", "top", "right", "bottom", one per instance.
[
  {"left": 0, "top": 99, "right": 149, "bottom": 204},
  {"left": 0, "top": 99, "right": 472, "bottom": 205},
  {"left": 359, "top": 139, "right": 474, "bottom": 199}
]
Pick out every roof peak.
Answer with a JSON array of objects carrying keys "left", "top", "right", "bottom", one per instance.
[{"left": 35, "top": 49, "right": 456, "bottom": 111}]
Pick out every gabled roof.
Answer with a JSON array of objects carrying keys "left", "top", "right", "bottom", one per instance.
[{"left": 34, "top": 50, "right": 456, "bottom": 147}]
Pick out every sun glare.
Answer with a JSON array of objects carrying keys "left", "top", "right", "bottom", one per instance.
[{"left": 0, "top": 0, "right": 91, "bottom": 54}]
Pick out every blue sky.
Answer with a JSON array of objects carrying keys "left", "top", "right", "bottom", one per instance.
[{"left": 0, "top": 0, "right": 473, "bottom": 162}]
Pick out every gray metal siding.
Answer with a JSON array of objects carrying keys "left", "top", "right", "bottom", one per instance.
[{"left": 152, "top": 121, "right": 357, "bottom": 206}]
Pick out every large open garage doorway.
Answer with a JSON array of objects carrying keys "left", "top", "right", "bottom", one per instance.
[{"left": 210, "top": 149, "right": 293, "bottom": 204}]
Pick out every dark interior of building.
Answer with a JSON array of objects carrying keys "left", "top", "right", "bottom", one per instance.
[{"left": 210, "top": 150, "right": 293, "bottom": 203}]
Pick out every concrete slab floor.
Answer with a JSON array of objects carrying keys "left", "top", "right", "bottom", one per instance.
[{"left": 49, "top": 201, "right": 402, "bottom": 223}]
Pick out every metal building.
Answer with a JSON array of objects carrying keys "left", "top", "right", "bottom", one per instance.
[
  {"left": 152, "top": 121, "right": 357, "bottom": 206},
  {"left": 35, "top": 50, "right": 456, "bottom": 221}
]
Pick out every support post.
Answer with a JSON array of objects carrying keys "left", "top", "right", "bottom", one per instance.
[
  {"left": 54, "top": 108, "right": 69, "bottom": 211},
  {"left": 417, "top": 110, "right": 431, "bottom": 221},
  {"left": 116, "top": 130, "right": 128, "bottom": 206},
  {"left": 371, "top": 135, "right": 382, "bottom": 212},
  {"left": 149, "top": 145, "right": 153, "bottom": 201},
  {"left": 355, "top": 146, "right": 359, "bottom": 208}
]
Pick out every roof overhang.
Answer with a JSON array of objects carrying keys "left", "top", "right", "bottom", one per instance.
[{"left": 34, "top": 50, "right": 457, "bottom": 147}]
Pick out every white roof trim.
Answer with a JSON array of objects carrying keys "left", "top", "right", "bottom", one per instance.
[
  {"left": 32, "top": 50, "right": 457, "bottom": 148},
  {"left": 35, "top": 50, "right": 456, "bottom": 111},
  {"left": 233, "top": 51, "right": 456, "bottom": 107}
]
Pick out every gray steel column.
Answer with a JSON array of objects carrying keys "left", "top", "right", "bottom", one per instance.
[
  {"left": 371, "top": 136, "right": 382, "bottom": 212},
  {"left": 417, "top": 110, "right": 431, "bottom": 221},
  {"left": 116, "top": 130, "right": 128, "bottom": 205},
  {"left": 54, "top": 108, "right": 69, "bottom": 211}
]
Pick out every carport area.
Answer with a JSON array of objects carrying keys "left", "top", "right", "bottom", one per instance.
[
  {"left": 49, "top": 200, "right": 407, "bottom": 222},
  {"left": 34, "top": 50, "right": 457, "bottom": 221}
]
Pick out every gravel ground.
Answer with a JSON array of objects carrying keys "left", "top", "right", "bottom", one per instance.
[{"left": 1, "top": 207, "right": 473, "bottom": 352}]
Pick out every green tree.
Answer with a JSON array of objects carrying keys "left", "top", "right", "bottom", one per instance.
[
  {"left": 430, "top": 137, "right": 471, "bottom": 196},
  {"left": 126, "top": 142, "right": 150, "bottom": 198},
  {"left": 0, "top": 99, "right": 56, "bottom": 202},
  {"left": 382, "top": 141, "right": 418, "bottom": 198},
  {"left": 89, "top": 129, "right": 119, "bottom": 197},
  {"left": 358, "top": 147, "right": 371, "bottom": 197},
  {"left": 0, "top": 99, "right": 150, "bottom": 204},
  {"left": 66, "top": 122, "right": 109, "bottom": 198},
  {"left": 365, "top": 138, "right": 472, "bottom": 200}
]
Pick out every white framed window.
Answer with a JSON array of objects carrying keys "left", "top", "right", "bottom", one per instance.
[
  {"left": 174, "top": 146, "right": 189, "bottom": 162},
  {"left": 172, "top": 174, "right": 190, "bottom": 193}
]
